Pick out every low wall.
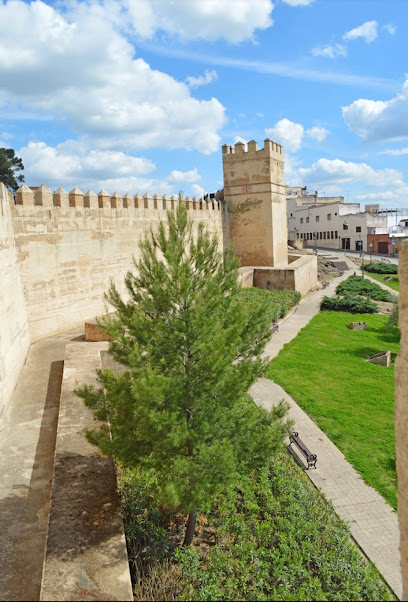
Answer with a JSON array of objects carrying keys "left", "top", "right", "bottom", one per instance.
[
  {"left": 396, "top": 240, "right": 408, "bottom": 599},
  {"left": 253, "top": 254, "right": 318, "bottom": 296},
  {"left": 13, "top": 186, "right": 226, "bottom": 342},
  {"left": 40, "top": 342, "right": 133, "bottom": 601},
  {"left": 0, "top": 184, "right": 30, "bottom": 424}
]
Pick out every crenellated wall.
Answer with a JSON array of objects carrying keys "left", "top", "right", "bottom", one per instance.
[
  {"left": 0, "top": 183, "right": 30, "bottom": 424},
  {"left": 13, "top": 185, "right": 227, "bottom": 343}
]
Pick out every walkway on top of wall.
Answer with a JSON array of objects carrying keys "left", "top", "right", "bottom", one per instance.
[
  {"left": 253, "top": 250, "right": 402, "bottom": 599},
  {"left": 0, "top": 330, "right": 82, "bottom": 601}
]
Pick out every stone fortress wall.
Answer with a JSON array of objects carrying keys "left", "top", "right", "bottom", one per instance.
[
  {"left": 0, "top": 138, "right": 318, "bottom": 425},
  {"left": 0, "top": 183, "right": 30, "bottom": 425},
  {"left": 0, "top": 183, "right": 226, "bottom": 421}
]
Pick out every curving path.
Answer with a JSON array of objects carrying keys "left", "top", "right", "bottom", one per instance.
[{"left": 251, "top": 251, "right": 402, "bottom": 599}]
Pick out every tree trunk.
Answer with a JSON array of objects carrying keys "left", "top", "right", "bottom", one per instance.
[{"left": 182, "top": 509, "right": 197, "bottom": 547}]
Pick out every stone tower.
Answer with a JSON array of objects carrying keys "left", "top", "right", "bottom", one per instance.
[{"left": 222, "top": 139, "right": 288, "bottom": 267}]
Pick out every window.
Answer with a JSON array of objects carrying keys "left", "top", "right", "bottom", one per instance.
[
  {"left": 335, "top": 231, "right": 338, "bottom": 239},
  {"left": 290, "top": 213, "right": 293, "bottom": 217},
  {"left": 316, "top": 215, "right": 320, "bottom": 222},
  {"left": 306, "top": 217, "right": 310, "bottom": 223},
  {"left": 323, "top": 232, "right": 326, "bottom": 240},
  {"left": 335, "top": 213, "right": 337, "bottom": 216},
  {"left": 327, "top": 214, "right": 331, "bottom": 220},
  {"left": 300, "top": 218, "right": 303, "bottom": 224},
  {"left": 356, "top": 226, "right": 361, "bottom": 232},
  {"left": 331, "top": 231, "right": 334, "bottom": 239},
  {"left": 343, "top": 223, "right": 348, "bottom": 230},
  {"left": 320, "top": 232, "right": 323, "bottom": 240}
]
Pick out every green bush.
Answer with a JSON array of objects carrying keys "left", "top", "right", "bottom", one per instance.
[
  {"left": 321, "top": 294, "right": 378, "bottom": 313},
  {"left": 236, "top": 288, "right": 301, "bottom": 323},
  {"left": 365, "top": 262, "right": 398, "bottom": 275},
  {"left": 336, "top": 275, "right": 395, "bottom": 302},
  {"left": 119, "top": 457, "right": 389, "bottom": 601}
]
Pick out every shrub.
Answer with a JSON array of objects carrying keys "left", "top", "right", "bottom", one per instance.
[
  {"left": 336, "top": 275, "right": 395, "bottom": 302},
  {"left": 120, "top": 457, "right": 389, "bottom": 601},
  {"left": 320, "top": 294, "right": 378, "bottom": 313},
  {"left": 365, "top": 262, "right": 398, "bottom": 275},
  {"left": 236, "top": 288, "right": 301, "bottom": 323}
]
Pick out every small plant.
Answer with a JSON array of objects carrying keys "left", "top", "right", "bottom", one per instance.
[
  {"left": 365, "top": 262, "right": 398, "bottom": 275},
  {"left": 321, "top": 294, "right": 378, "bottom": 313},
  {"left": 235, "top": 288, "right": 300, "bottom": 323},
  {"left": 336, "top": 275, "right": 395, "bottom": 302}
]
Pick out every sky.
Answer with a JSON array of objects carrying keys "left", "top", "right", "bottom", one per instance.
[{"left": 1, "top": 0, "right": 408, "bottom": 208}]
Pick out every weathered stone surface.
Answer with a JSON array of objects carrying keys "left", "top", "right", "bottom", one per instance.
[
  {"left": 367, "top": 351, "right": 391, "bottom": 366},
  {"left": 85, "top": 319, "right": 113, "bottom": 342},
  {"left": 347, "top": 321, "right": 367, "bottom": 330},
  {"left": 40, "top": 343, "right": 133, "bottom": 601}
]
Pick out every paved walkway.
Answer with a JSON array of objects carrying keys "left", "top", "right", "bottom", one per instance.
[
  {"left": 252, "top": 252, "right": 402, "bottom": 599},
  {"left": 0, "top": 330, "right": 83, "bottom": 601}
]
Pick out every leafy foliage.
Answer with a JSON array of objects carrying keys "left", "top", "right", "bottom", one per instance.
[
  {"left": 365, "top": 262, "right": 398, "bottom": 275},
  {"left": 236, "top": 287, "right": 300, "bottom": 323},
  {"left": 77, "top": 205, "right": 290, "bottom": 543},
  {"left": 0, "top": 148, "right": 24, "bottom": 191},
  {"left": 386, "top": 300, "right": 399, "bottom": 334},
  {"left": 336, "top": 275, "right": 395, "bottom": 302},
  {"left": 119, "top": 457, "right": 389, "bottom": 601},
  {"left": 321, "top": 294, "right": 378, "bottom": 313}
]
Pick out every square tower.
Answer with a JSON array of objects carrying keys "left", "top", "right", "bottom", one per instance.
[{"left": 222, "top": 139, "right": 288, "bottom": 267}]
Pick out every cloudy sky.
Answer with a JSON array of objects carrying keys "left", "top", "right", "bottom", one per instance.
[{"left": 1, "top": 0, "right": 408, "bottom": 207}]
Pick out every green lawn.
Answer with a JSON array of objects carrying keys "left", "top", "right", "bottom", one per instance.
[
  {"left": 266, "top": 311, "right": 400, "bottom": 509},
  {"left": 364, "top": 270, "right": 400, "bottom": 292}
]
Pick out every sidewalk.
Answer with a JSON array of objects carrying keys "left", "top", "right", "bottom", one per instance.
[{"left": 253, "top": 254, "right": 402, "bottom": 599}]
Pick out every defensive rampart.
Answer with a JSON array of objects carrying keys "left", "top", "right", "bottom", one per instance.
[
  {"left": 0, "top": 183, "right": 30, "bottom": 424},
  {"left": 13, "top": 185, "right": 227, "bottom": 343}
]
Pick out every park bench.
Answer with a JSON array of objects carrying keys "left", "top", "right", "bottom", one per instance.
[{"left": 289, "top": 432, "right": 317, "bottom": 469}]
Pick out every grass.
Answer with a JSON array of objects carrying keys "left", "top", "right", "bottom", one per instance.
[
  {"left": 266, "top": 311, "right": 400, "bottom": 509},
  {"left": 364, "top": 271, "right": 400, "bottom": 292}
]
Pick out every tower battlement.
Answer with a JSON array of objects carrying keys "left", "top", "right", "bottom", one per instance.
[{"left": 222, "top": 139, "right": 284, "bottom": 163}]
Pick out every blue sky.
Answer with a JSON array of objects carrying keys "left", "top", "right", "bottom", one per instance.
[{"left": 1, "top": 0, "right": 408, "bottom": 207}]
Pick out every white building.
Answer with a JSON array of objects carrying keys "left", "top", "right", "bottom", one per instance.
[{"left": 287, "top": 201, "right": 389, "bottom": 252}]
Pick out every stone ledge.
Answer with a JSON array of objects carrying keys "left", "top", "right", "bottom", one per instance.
[{"left": 40, "top": 342, "right": 133, "bottom": 601}]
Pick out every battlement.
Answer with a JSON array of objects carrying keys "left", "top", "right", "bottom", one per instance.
[
  {"left": 14, "top": 184, "right": 222, "bottom": 213},
  {"left": 222, "top": 139, "right": 284, "bottom": 162}
]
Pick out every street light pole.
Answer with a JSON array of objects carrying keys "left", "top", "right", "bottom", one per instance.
[
  {"left": 392, "top": 237, "right": 395, "bottom": 258},
  {"left": 369, "top": 241, "right": 373, "bottom": 264},
  {"left": 362, "top": 252, "right": 365, "bottom": 279},
  {"left": 313, "top": 232, "right": 317, "bottom": 255}
]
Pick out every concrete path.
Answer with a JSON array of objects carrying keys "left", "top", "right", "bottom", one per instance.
[
  {"left": 253, "top": 252, "right": 402, "bottom": 599},
  {"left": 0, "top": 330, "right": 83, "bottom": 601}
]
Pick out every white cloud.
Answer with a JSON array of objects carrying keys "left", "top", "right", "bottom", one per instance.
[
  {"left": 312, "top": 43, "right": 347, "bottom": 59},
  {"left": 186, "top": 70, "right": 218, "bottom": 88},
  {"left": 306, "top": 127, "right": 329, "bottom": 143},
  {"left": 168, "top": 168, "right": 201, "bottom": 183},
  {"left": 342, "top": 78, "right": 408, "bottom": 143},
  {"left": 265, "top": 119, "right": 304, "bottom": 152},
  {"left": 343, "top": 20, "right": 378, "bottom": 44},
  {"left": 234, "top": 136, "right": 248, "bottom": 149},
  {"left": 122, "top": 0, "right": 274, "bottom": 43},
  {"left": 20, "top": 141, "right": 156, "bottom": 184},
  {"left": 297, "top": 158, "right": 404, "bottom": 189},
  {"left": 192, "top": 184, "right": 205, "bottom": 198},
  {"left": 19, "top": 140, "right": 205, "bottom": 197},
  {"left": 281, "top": 0, "right": 315, "bottom": 6},
  {"left": 0, "top": 1, "right": 226, "bottom": 154},
  {"left": 383, "top": 24, "right": 396, "bottom": 35},
  {"left": 380, "top": 147, "right": 408, "bottom": 156}
]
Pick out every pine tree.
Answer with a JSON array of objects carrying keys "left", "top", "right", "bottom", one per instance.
[{"left": 77, "top": 204, "right": 289, "bottom": 545}]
